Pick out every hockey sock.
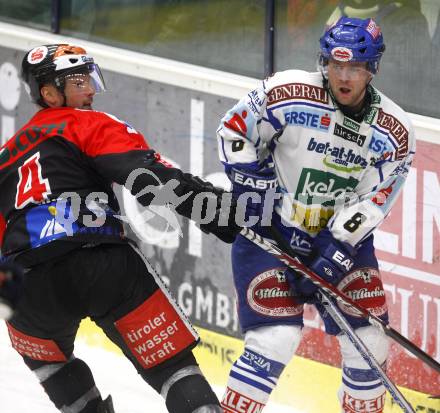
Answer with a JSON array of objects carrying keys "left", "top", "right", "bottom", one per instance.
[
  {"left": 161, "top": 366, "right": 221, "bottom": 412},
  {"left": 24, "top": 356, "right": 102, "bottom": 412},
  {"left": 339, "top": 364, "right": 386, "bottom": 413},
  {"left": 337, "top": 326, "right": 389, "bottom": 413},
  {"left": 221, "top": 347, "right": 285, "bottom": 413},
  {"left": 143, "top": 351, "right": 221, "bottom": 412}
]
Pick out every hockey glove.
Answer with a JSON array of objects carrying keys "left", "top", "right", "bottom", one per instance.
[
  {"left": 0, "top": 259, "right": 24, "bottom": 320},
  {"left": 287, "top": 228, "right": 356, "bottom": 297},
  {"left": 230, "top": 167, "right": 278, "bottom": 228},
  {"left": 177, "top": 174, "right": 241, "bottom": 244}
]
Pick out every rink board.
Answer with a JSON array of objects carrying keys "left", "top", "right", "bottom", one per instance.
[{"left": 78, "top": 319, "right": 439, "bottom": 413}]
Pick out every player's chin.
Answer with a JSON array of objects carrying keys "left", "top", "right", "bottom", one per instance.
[{"left": 336, "top": 91, "right": 354, "bottom": 105}]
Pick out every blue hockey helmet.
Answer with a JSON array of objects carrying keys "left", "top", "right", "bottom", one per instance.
[{"left": 319, "top": 17, "right": 385, "bottom": 74}]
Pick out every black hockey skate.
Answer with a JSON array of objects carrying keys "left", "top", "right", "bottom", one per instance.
[{"left": 97, "top": 396, "right": 115, "bottom": 413}]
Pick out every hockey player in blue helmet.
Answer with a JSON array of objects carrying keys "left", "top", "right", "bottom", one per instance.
[
  {"left": 319, "top": 17, "right": 385, "bottom": 118},
  {"left": 217, "top": 16, "right": 415, "bottom": 413}
]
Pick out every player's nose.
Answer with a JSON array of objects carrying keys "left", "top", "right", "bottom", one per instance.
[
  {"left": 337, "top": 67, "right": 351, "bottom": 82},
  {"left": 82, "top": 81, "right": 96, "bottom": 96}
]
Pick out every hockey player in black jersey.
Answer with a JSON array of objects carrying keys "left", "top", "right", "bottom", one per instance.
[{"left": 0, "top": 44, "right": 241, "bottom": 413}]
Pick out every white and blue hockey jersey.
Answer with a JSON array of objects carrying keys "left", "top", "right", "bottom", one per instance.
[{"left": 217, "top": 70, "right": 415, "bottom": 252}]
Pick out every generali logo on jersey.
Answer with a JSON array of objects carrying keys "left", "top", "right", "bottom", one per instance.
[
  {"left": 376, "top": 109, "right": 409, "bottom": 160},
  {"left": 267, "top": 83, "right": 328, "bottom": 106},
  {"left": 246, "top": 268, "right": 303, "bottom": 317}
]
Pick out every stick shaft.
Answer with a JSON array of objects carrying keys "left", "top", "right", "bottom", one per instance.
[{"left": 320, "top": 290, "right": 415, "bottom": 413}]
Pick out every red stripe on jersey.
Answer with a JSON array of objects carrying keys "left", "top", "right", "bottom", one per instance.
[{"left": 0, "top": 213, "right": 5, "bottom": 247}]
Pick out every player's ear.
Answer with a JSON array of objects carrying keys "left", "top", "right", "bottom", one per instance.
[{"left": 40, "top": 84, "right": 63, "bottom": 107}]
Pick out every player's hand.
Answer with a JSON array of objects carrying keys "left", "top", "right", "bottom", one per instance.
[
  {"left": 0, "top": 260, "right": 24, "bottom": 320},
  {"left": 287, "top": 228, "right": 356, "bottom": 296},
  {"left": 179, "top": 174, "right": 242, "bottom": 243}
]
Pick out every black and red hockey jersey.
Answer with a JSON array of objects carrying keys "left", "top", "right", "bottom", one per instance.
[{"left": 0, "top": 107, "right": 230, "bottom": 266}]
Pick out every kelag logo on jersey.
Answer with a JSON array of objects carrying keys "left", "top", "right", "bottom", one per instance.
[
  {"left": 289, "top": 168, "right": 358, "bottom": 232},
  {"left": 284, "top": 107, "right": 331, "bottom": 131},
  {"left": 295, "top": 168, "right": 358, "bottom": 207},
  {"left": 307, "top": 137, "right": 368, "bottom": 172}
]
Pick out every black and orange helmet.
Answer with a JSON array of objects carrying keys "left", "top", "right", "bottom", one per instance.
[{"left": 21, "top": 44, "right": 106, "bottom": 106}]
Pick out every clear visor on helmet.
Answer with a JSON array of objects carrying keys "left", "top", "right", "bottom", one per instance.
[
  {"left": 318, "top": 55, "right": 374, "bottom": 81},
  {"left": 55, "top": 63, "right": 106, "bottom": 94}
]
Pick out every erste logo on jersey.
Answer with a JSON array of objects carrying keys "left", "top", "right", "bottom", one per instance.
[
  {"left": 371, "top": 179, "right": 396, "bottom": 206},
  {"left": 368, "top": 132, "right": 390, "bottom": 155},
  {"left": 331, "top": 47, "right": 353, "bottom": 62},
  {"left": 27, "top": 46, "right": 49, "bottom": 64},
  {"left": 247, "top": 268, "right": 303, "bottom": 317},
  {"left": 284, "top": 107, "right": 331, "bottom": 131}
]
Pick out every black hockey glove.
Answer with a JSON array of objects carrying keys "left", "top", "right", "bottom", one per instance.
[
  {"left": 0, "top": 260, "right": 24, "bottom": 320},
  {"left": 177, "top": 174, "right": 242, "bottom": 243}
]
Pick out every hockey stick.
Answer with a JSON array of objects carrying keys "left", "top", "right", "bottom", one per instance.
[
  {"left": 319, "top": 289, "right": 415, "bottom": 413},
  {"left": 239, "top": 227, "right": 440, "bottom": 374}
]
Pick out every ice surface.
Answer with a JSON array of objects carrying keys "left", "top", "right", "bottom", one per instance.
[{"left": 0, "top": 323, "right": 300, "bottom": 413}]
